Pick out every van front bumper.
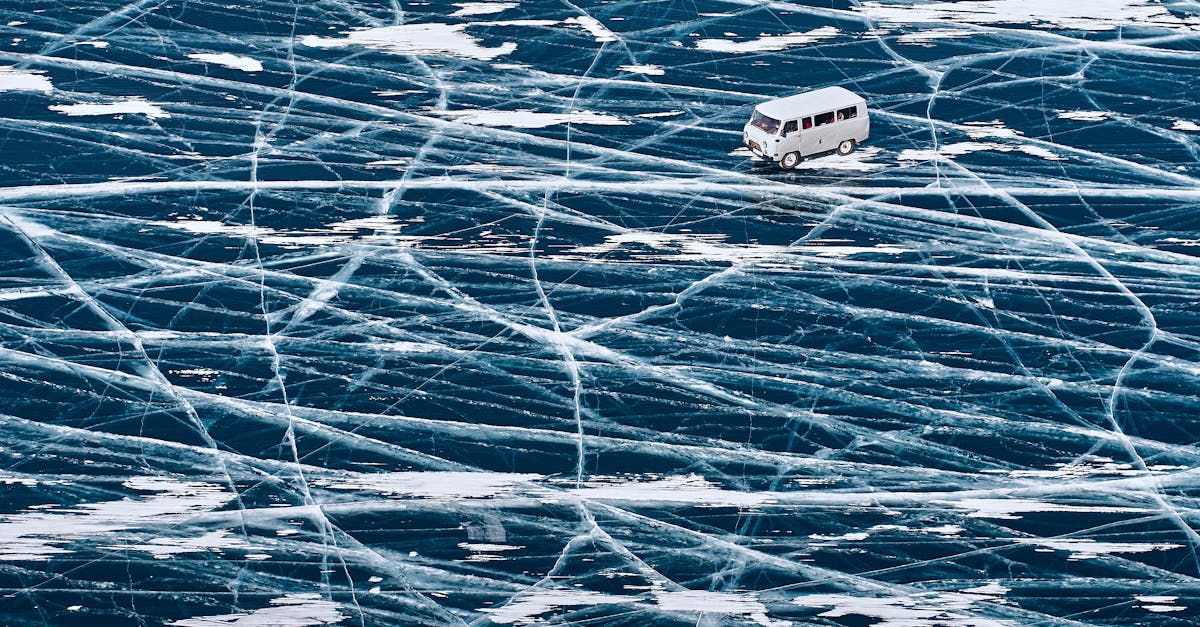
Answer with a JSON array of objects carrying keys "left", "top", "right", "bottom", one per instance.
[{"left": 745, "top": 139, "right": 772, "bottom": 160}]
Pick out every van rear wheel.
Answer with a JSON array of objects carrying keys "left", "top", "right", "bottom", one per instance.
[
  {"left": 779, "top": 152, "right": 800, "bottom": 170},
  {"left": 836, "top": 139, "right": 856, "bottom": 156}
]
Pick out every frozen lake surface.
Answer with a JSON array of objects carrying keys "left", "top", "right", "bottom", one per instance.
[{"left": 1, "top": 0, "right": 1199, "bottom": 624}]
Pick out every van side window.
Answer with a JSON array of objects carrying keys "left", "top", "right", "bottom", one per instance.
[
  {"left": 802, "top": 117, "right": 813, "bottom": 129},
  {"left": 814, "top": 111, "right": 835, "bottom": 126},
  {"left": 783, "top": 120, "right": 798, "bottom": 135},
  {"left": 837, "top": 106, "right": 858, "bottom": 121}
]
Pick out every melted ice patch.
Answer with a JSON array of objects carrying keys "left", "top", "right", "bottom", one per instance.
[
  {"left": 0, "top": 477, "right": 231, "bottom": 561},
  {"left": 857, "top": 0, "right": 1200, "bottom": 31},
  {"left": 451, "top": 1, "right": 517, "bottom": 17},
  {"left": 315, "top": 471, "right": 541, "bottom": 499},
  {"left": 301, "top": 23, "right": 516, "bottom": 60},
  {"left": 695, "top": 26, "right": 838, "bottom": 52},
  {"left": 167, "top": 594, "right": 345, "bottom": 626},
  {"left": 0, "top": 66, "right": 53, "bottom": 92},
  {"left": 436, "top": 109, "right": 629, "bottom": 128},
  {"left": 187, "top": 52, "right": 263, "bottom": 72},
  {"left": 49, "top": 98, "right": 169, "bottom": 118}
]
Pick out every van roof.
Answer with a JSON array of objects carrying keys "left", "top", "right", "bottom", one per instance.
[{"left": 754, "top": 86, "right": 865, "bottom": 120}]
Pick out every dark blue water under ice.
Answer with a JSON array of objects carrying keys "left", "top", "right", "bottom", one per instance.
[{"left": 1, "top": 0, "right": 1200, "bottom": 625}]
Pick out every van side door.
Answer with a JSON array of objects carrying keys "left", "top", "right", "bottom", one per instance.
[
  {"left": 780, "top": 119, "right": 800, "bottom": 154},
  {"left": 798, "top": 116, "right": 818, "bottom": 156},
  {"left": 807, "top": 111, "right": 837, "bottom": 155}
]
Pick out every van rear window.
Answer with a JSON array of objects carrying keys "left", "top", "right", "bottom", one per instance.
[{"left": 837, "top": 106, "right": 858, "bottom": 120}]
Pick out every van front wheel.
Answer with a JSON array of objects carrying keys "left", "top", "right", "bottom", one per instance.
[
  {"left": 779, "top": 152, "right": 800, "bottom": 170},
  {"left": 836, "top": 139, "right": 856, "bottom": 156}
]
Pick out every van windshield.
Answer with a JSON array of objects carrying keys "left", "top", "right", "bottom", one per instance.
[{"left": 749, "top": 110, "right": 780, "bottom": 134}]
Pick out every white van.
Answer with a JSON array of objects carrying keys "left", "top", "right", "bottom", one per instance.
[{"left": 742, "top": 86, "right": 869, "bottom": 170}]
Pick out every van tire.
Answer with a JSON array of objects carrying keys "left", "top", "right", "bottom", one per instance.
[
  {"left": 836, "top": 139, "right": 856, "bottom": 156},
  {"left": 779, "top": 152, "right": 800, "bottom": 170}
]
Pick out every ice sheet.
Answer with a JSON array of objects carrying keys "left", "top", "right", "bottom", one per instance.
[{"left": 1, "top": 0, "right": 1199, "bottom": 625}]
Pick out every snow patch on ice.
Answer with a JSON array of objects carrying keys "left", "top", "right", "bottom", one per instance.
[
  {"left": 572, "top": 474, "right": 774, "bottom": 507},
  {"left": 436, "top": 109, "right": 629, "bottom": 128},
  {"left": 857, "top": 0, "right": 1200, "bottom": 32},
  {"left": 1136, "top": 596, "right": 1186, "bottom": 612},
  {"left": 1012, "top": 537, "right": 1182, "bottom": 559},
  {"left": 107, "top": 529, "right": 254, "bottom": 559},
  {"left": 618, "top": 63, "right": 664, "bottom": 75},
  {"left": 795, "top": 592, "right": 1014, "bottom": 627},
  {"left": 451, "top": 1, "right": 517, "bottom": 17},
  {"left": 636, "top": 110, "right": 684, "bottom": 118},
  {"left": 961, "top": 582, "right": 1010, "bottom": 596},
  {"left": 1058, "top": 110, "right": 1112, "bottom": 121},
  {"left": 654, "top": 589, "right": 787, "bottom": 626},
  {"left": 167, "top": 594, "right": 345, "bottom": 626},
  {"left": 937, "top": 497, "right": 1150, "bottom": 519},
  {"left": 897, "top": 28, "right": 974, "bottom": 45},
  {"left": 1173, "top": 119, "right": 1200, "bottom": 131},
  {"left": 794, "top": 147, "right": 886, "bottom": 171},
  {"left": 301, "top": 23, "right": 516, "bottom": 60},
  {"left": 484, "top": 590, "right": 631, "bottom": 624},
  {"left": 316, "top": 471, "right": 541, "bottom": 499},
  {"left": 963, "top": 120, "right": 1024, "bottom": 139},
  {"left": 696, "top": 26, "right": 838, "bottom": 52},
  {"left": 49, "top": 98, "right": 169, "bottom": 118},
  {"left": 0, "top": 477, "right": 231, "bottom": 561},
  {"left": 187, "top": 52, "right": 263, "bottom": 72},
  {"left": 0, "top": 67, "right": 52, "bottom": 92},
  {"left": 898, "top": 141, "right": 1063, "bottom": 161},
  {"left": 565, "top": 15, "right": 617, "bottom": 42}
]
